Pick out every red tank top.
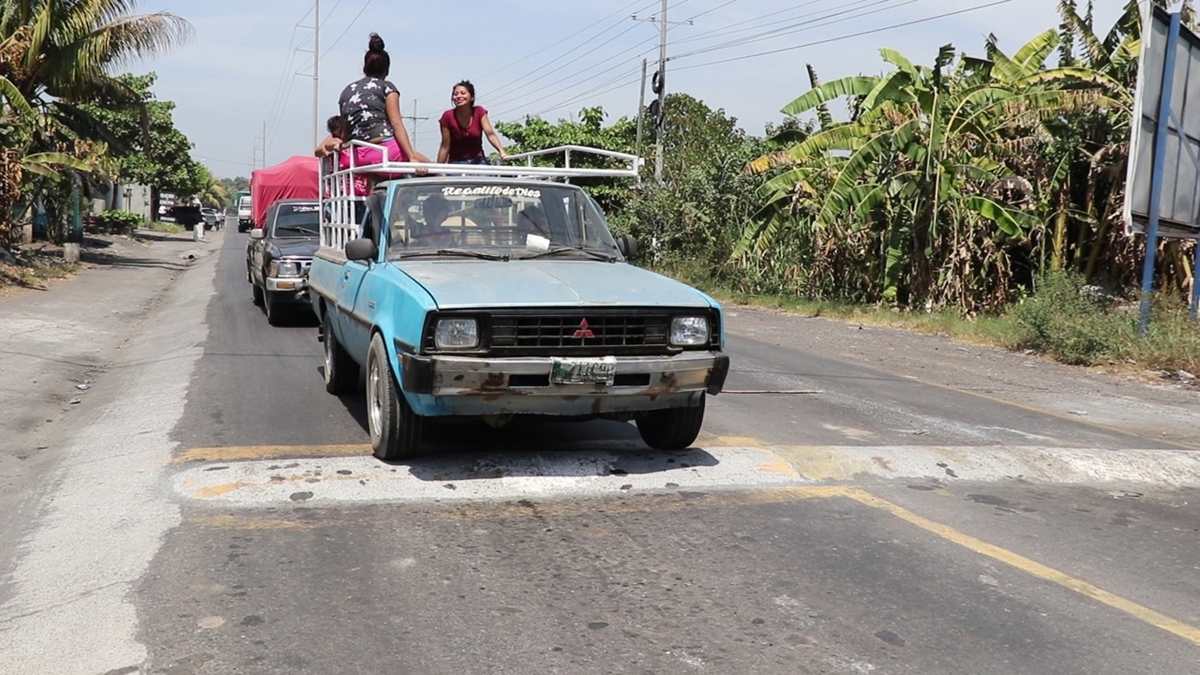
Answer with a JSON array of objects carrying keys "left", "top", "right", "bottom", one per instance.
[{"left": 441, "top": 106, "right": 487, "bottom": 161}]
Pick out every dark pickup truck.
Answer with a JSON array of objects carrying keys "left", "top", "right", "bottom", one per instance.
[{"left": 246, "top": 199, "right": 319, "bottom": 325}]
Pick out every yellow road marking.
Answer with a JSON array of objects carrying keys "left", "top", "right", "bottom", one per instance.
[
  {"left": 844, "top": 488, "right": 1200, "bottom": 647},
  {"left": 173, "top": 444, "right": 369, "bottom": 464},
  {"left": 194, "top": 482, "right": 251, "bottom": 498}
]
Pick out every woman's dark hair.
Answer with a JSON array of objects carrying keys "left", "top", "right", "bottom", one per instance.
[
  {"left": 453, "top": 80, "right": 476, "bottom": 109},
  {"left": 326, "top": 115, "right": 347, "bottom": 140},
  {"left": 363, "top": 33, "right": 390, "bottom": 78}
]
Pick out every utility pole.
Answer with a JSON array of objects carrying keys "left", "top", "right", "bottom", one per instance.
[
  {"left": 654, "top": 0, "right": 668, "bottom": 184},
  {"left": 633, "top": 4, "right": 691, "bottom": 183},
  {"left": 313, "top": 0, "right": 320, "bottom": 148},
  {"left": 635, "top": 58, "right": 647, "bottom": 156},
  {"left": 401, "top": 98, "right": 430, "bottom": 150},
  {"left": 262, "top": 120, "right": 267, "bottom": 168}
]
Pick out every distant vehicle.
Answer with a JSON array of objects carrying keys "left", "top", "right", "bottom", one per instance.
[
  {"left": 237, "top": 195, "right": 253, "bottom": 231},
  {"left": 171, "top": 204, "right": 203, "bottom": 229},
  {"left": 201, "top": 208, "right": 219, "bottom": 230},
  {"left": 247, "top": 199, "right": 319, "bottom": 325}
]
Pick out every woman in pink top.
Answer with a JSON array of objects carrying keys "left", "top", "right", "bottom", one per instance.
[{"left": 437, "top": 81, "right": 508, "bottom": 165}]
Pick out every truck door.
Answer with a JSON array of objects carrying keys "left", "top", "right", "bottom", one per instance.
[{"left": 335, "top": 194, "right": 384, "bottom": 361}]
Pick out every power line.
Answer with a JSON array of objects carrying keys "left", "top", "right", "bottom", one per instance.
[
  {"left": 670, "top": 0, "right": 839, "bottom": 46},
  {"left": 321, "top": 0, "right": 346, "bottom": 24},
  {"left": 321, "top": 0, "right": 372, "bottom": 58},
  {"left": 490, "top": 0, "right": 718, "bottom": 116},
  {"left": 683, "top": 0, "right": 739, "bottom": 22},
  {"left": 483, "top": 0, "right": 650, "bottom": 78},
  {"left": 490, "top": 1, "right": 659, "bottom": 97},
  {"left": 509, "top": 0, "right": 1013, "bottom": 123},
  {"left": 671, "top": 0, "right": 920, "bottom": 61},
  {"left": 529, "top": 71, "right": 645, "bottom": 120},
  {"left": 489, "top": 35, "right": 658, "bottom": 114},
  {"left": 490, "top": 0, "right": 699, "bottom": 109},
  {"left": 671, "top": 0, "right": 1014, "bottom": 71}
]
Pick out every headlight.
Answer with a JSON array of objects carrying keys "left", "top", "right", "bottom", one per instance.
[
  {"left": 269, "top": 260, "right": 303, "bottom": 277},
  {"left": 670, "top": 316, "right": 709, "bottom": 346},
  {"left": 435, "top": 318, "right": 479, "bottom": 349}
]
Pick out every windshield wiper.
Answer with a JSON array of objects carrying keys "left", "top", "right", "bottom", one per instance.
[
  {"left": 394, "top": 249, "right": 510, "bottom": 261},
  {"left": 518, "top": 246, "right": 618, "bottom": 262}
]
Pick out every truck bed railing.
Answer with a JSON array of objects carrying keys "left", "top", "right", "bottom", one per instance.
[{"left": 319, "top": 143, "right": 642, "bottom": 250}]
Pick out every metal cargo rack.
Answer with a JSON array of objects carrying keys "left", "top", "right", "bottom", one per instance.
[{"left": 319, "top": 143, "right": 642, "bottom": 250}]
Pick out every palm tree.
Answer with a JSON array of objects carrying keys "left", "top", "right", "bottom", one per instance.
[
  {"left": 0, "top": 1, "right": 189, "bottom": 244},
  {"left": 0, "top": 1, "right": 190, "bottom": 102}
]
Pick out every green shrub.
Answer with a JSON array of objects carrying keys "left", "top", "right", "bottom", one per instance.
[
  {"left": 93, "top": 209, "right": 145, "bottom": 234},
  {"left": 1008, "top": 272, "right": 1128, "bottom": 365}
]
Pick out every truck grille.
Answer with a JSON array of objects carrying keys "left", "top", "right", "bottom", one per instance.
[
  {"left": 490, "top": 313, "right": 669, "bottom": 352},
  {"left": 422, "top": 309, "right": 719, "bottom": 356}
]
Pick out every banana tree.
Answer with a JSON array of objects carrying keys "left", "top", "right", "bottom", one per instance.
[{"left": 1, "top": 75, "right": 107, "bottom": 245}]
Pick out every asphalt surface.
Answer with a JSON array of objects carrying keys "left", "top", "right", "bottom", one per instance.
[{"left": 5, "top": 229, "right": 1200, "bottom": 674}]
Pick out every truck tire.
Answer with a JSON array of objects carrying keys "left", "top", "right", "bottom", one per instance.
[
  {"left": 322, "top": 313, "right": 356, "bottom": 395},
  {"left": 264, "top": 292, "right": 284, "bottom": 326},
  {"left": 636, "top": 395, "right": 706, "bottom": 450},
  {"left": 367, "top": 333, "right": 429, "bottom": 461},
  {"left": 251, "top": 280, "right": 263, "bottom": 306}
]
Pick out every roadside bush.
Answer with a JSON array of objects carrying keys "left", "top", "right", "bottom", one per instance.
[
  {"left": 1008, "top": 272, "right": 1128, "bottom": 365},
  {"left": 93, "top": 209, "right": 144, "bottom": 234}
]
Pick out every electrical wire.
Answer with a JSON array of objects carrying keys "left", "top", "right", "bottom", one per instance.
[
  {"left": 670, "top": 0, "right": 1014, "bottom": 71},
  {"left": 507, "top": 0, "right": 1012, "bottom": 122},
  {"left": 671, "top": 0, "right": 920, "bottom": 61},
  {"left": 483, "top": 0, "right": 650, "bottom": 78},
  {"left": 490, "top": 0, "right": 720, "bottom": 115},
  {"left": 669, "top": 0, "right": 839, "bottom": 46},
  {"left": 489, "top": 1, "right": 660, "bottom": 97},
  {"left": 321, "top": 0, "right": 373, "bottom": 58}
]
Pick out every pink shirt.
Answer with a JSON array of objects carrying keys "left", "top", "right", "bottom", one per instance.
[{"left": 440, "top": 106, "right": 487, "bottom": 161}]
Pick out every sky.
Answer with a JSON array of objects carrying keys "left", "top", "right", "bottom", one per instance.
[{"left": 126, "top": 0, "right": 1128, "bottom": 178}]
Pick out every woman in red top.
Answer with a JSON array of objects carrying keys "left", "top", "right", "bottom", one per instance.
[{"left": 437, "top": 81, "right": 508, "bottom": 165}]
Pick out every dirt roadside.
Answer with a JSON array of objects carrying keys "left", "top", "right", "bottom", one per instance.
[{"left": 0, "top": 229, "right": 222, "bottom": 583}]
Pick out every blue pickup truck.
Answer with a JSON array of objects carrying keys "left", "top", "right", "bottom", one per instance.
[{"left": 309, "top": 170, "right": 729, "bottom": 460}]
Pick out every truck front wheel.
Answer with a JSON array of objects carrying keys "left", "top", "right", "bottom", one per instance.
[
  {"left": 636, "top": 396, "right": 706, "bottom": 450},
  {"left": 367, "top": 333, "right": 429, "bottom": 461}
]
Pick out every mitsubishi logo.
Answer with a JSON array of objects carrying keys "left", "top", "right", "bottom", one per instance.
[{"left": 572, "top": 318, "right": 595, "bottom": 339}]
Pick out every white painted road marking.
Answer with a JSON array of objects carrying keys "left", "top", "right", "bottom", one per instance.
[
  {"left": 172, "top": 442, "right": 1200, "bottom": 507},
  {"left": 173, "top": 446, "right": 803, "bottom": 506}
]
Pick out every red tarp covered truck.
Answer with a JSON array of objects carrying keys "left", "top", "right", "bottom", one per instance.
[{"left": 249, "top": 156, "right": 319, "bottom": 228}]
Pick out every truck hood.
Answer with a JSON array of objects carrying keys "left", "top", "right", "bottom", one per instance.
[
  {"left": 395, "top": 260, "right": 713, "bottom": 309},
  {"left": 270, "top": 238, "right": 319, "bottom": 258}
]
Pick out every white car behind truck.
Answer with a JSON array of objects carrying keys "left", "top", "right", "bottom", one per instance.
[{"left": 237, "top": 195, "right": 253, "bottom": 231}]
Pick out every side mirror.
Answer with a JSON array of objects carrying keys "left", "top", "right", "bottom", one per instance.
[
  {"left": 617, "top": 234, "right": 638, "bottom": 261},
  {"left": 345, "top": 237, "right": 378, "bottom": 262},
  {"left": 249, "top": 228, "right": 265, "bottom": 240}
]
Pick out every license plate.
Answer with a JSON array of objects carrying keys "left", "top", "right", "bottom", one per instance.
[{"left": 551, "top": 357, "right": 617, "bottom": 385}]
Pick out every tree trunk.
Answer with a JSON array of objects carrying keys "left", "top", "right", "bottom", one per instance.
[{"left": 1051, "top": 205, "right": 1070, "bottom": 270}]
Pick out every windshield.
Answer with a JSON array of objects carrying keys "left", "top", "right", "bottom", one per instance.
[
  {"left": 272, "top": 203, "right": 320, "bottom": 237},
  {"left": 385, "top": 182, "right": 620, "bottom": 261}
]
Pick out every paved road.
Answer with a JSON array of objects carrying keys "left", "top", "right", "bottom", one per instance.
[{"left": 4, "top": 229, "right": 1200, "bottom": 674}]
